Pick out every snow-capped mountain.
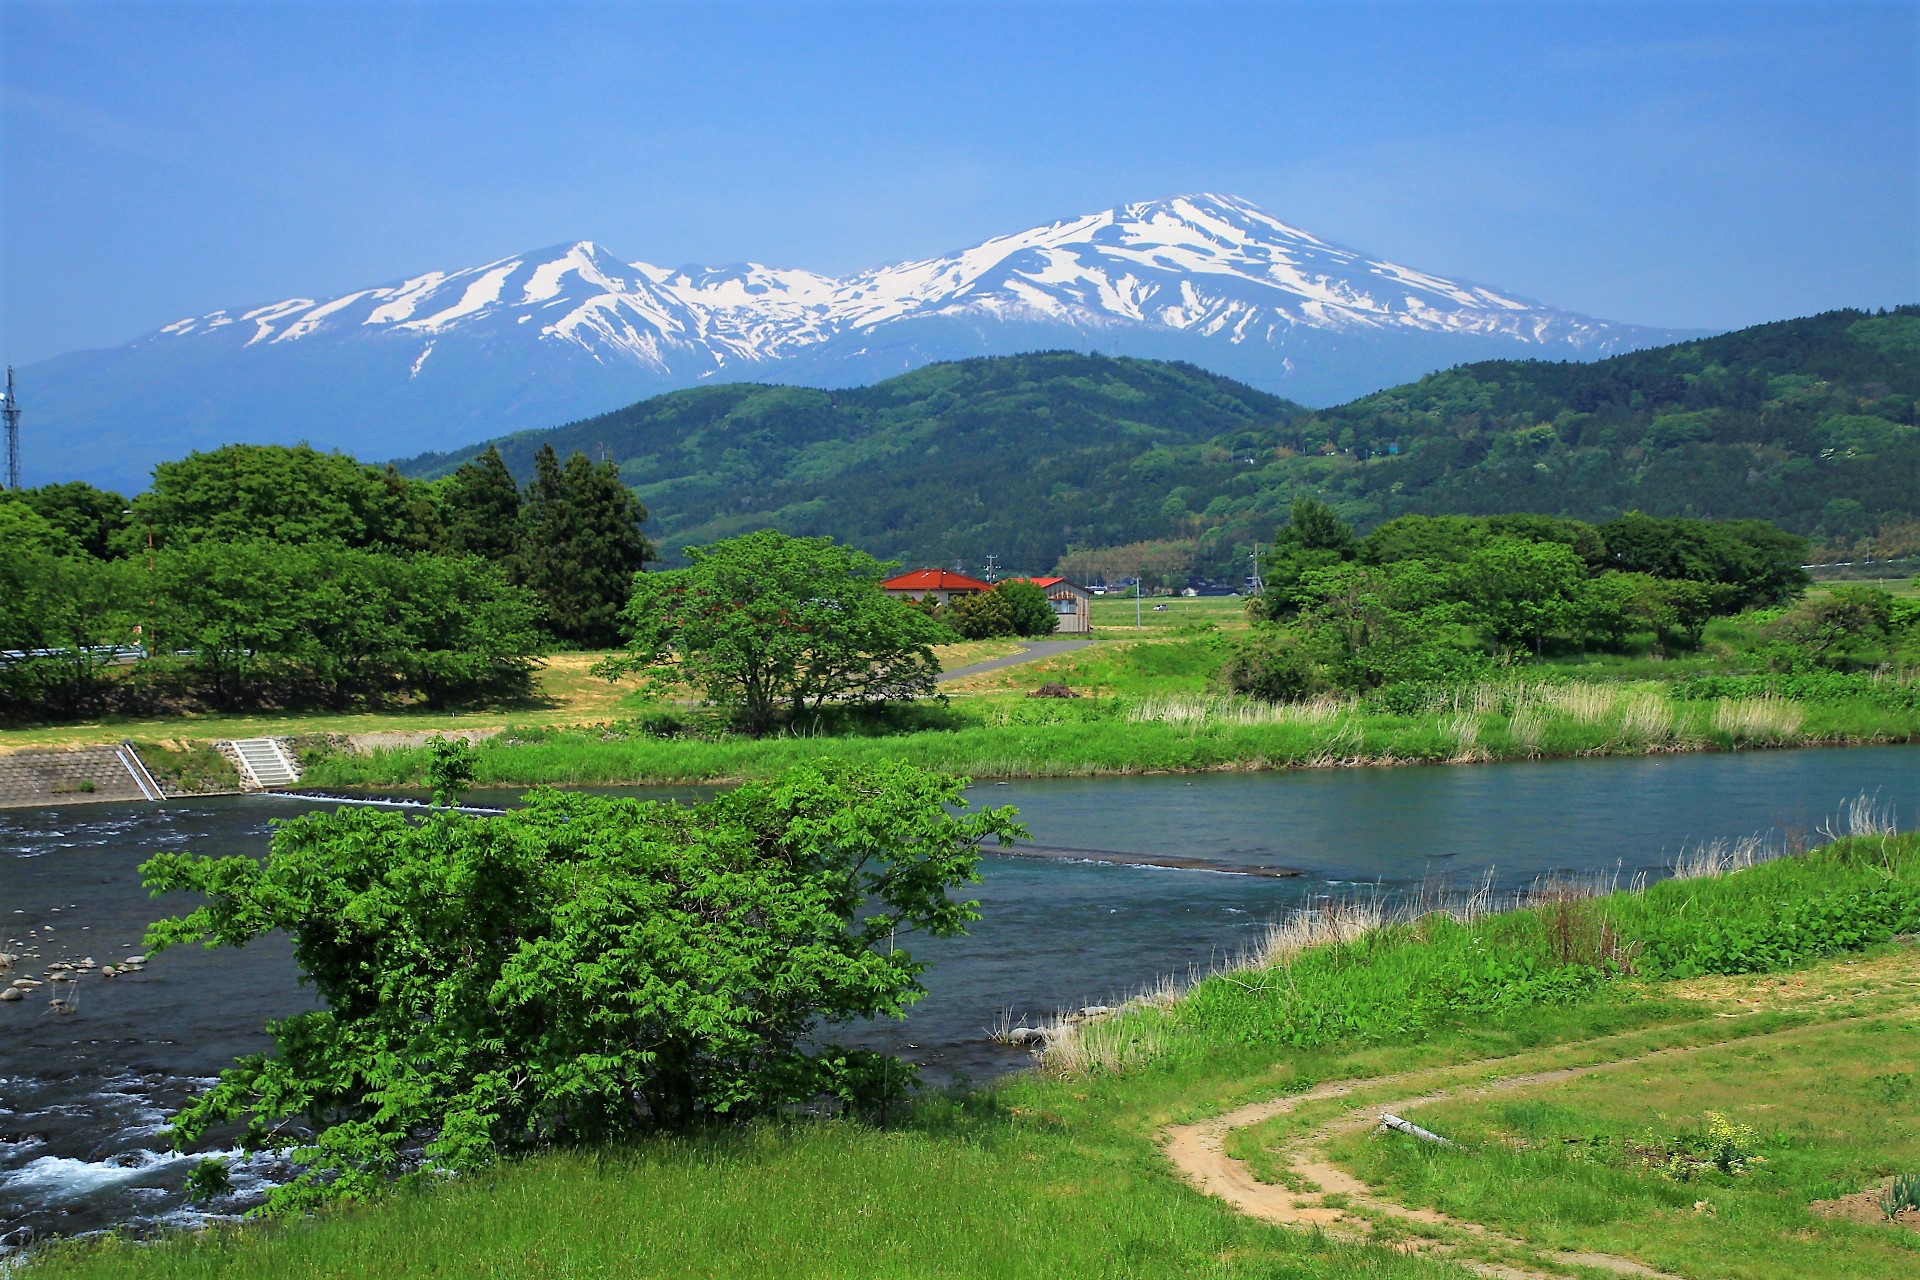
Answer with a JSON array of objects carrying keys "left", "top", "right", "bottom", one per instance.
[{"left": 20, "top": 195, "right": 1698, "bottom": 492}]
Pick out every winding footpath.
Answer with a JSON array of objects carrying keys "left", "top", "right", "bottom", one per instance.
[{"left": 1159, "top": 1012, "right": 1910, "bottom": 1280}]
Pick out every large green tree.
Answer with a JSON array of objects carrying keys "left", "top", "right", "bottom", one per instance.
[
  {"left": 518, "top": 445, "right": 654, "bottom": 646},
  {"left": 603, "top": 529, "right": 952, "bottom": 734},
  {"left": 437, "top": 445, "right": 523, "bottom": 563},
  {"left": 141, "top": 762, "right": 1024, "bottom": 1209},
  {"left": 2, "top": 481, "right": 129, "bottom": 558},
  {"left": 150, "top": 540, "right": 539, "bottom": 709},
  {"left": 0, "top": 539, "right": 141, "bottom": 717},
  {"left": 129, "top": 444, "right": 438, "bottom": 553}
]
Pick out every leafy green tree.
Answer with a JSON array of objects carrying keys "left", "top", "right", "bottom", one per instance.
[
  {"left": 1766, "top": 585, "right": 1897, "bottom": 670},
  {"left": 946, "top": 588, "right": 1017, "bottom": 640},
  {"left": 149, "top": 541, "right": 540, "bottom": 710},
  {"left": 0, "top": 547, "right": 140, "bottom": 717},
  {"left": 1454, "top": 537, "right": 1588, "bottom": 657},
  {"left": 438, "top": 445, "right": 523, "bottom": 563},
  {"left": 518, "top": 445, "right": 654, "bottom": 646},
  {"left": 0, "top": 500, "right": 79, "bottom": 556},
  {"left": 1217, "top": 632, "right": 1323, "bottom": 703},
  {"left": 140, "top": 762, "right": 1024, "bottom": 1209},
  {"left": 1598, "top": 513, "right": 1809, "bottom": 610},
  {"left": 945, "top": 581, "right": 1057, "bottom": 639},
  {"left": 1254, "top": 497, "right": 1358, "bottom": 617},
  {"left": 997, "top": 580, "right": 1062, "bottom": 636},
  {"left": 424, "top": 736, "right": 479, "bottom": 806},
  {"left": 129, "top": 444, "right": 439, "bottom": 553},
  {"left": 3, "top": 481, "right": 128, "bottom": 558},
  {"left": 604, "top": 530, "right": 952, "bottom": 734}
]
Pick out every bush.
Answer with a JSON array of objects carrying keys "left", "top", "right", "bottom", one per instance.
[
  {"left": 140, "top": 760, "right": 1024, "bottom": 1209},
  {"left": 1217, "top": 633, "right": 1323, "bottom": 703}
]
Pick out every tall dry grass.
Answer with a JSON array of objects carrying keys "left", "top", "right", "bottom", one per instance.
[
  {"left": 1713, "top": 696, "right": 1805, "bottom": 743},
  {"left": 1127, "top": 693, "right": 1349, "bottom": 726}
]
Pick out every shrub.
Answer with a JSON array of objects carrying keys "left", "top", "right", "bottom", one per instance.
[
  {"left": 1217, "top": 633, "right": 1324, "bottom": 703},
  {"left": 139, "top": 760, "right": 1024, "bottom": 1210}
]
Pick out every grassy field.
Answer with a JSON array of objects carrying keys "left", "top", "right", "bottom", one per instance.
[
  {"left": 29, "top": 832, "right": 1920, "bottom": 1279},
  {"left": 0, "top": 642, "right": 1028, "bottom": 753},
  {"left": 302, "top": 675, "right": 1918, "bottom": 789}
]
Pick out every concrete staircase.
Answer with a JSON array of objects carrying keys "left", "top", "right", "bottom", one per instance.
[
  {"left": 0, "top": 743, "right": 166, "bottom": 809},
  {"left": 218, "top": 737, "right": 302, "bottom": 790}
]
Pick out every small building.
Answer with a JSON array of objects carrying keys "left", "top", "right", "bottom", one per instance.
[
  {"left": 1008, "top": 577, "right": 1093, "bottom": 634},
  {"left": 880, "top": 568, "right": 993, "bottom": 607}
]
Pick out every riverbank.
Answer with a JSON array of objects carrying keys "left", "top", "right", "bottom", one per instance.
[
  {"left": 299, "top": 679, "right": 1920, "bottom": 789},
  {"left": 25, "top": 825, "right": 1920, "bottom": 1279}
]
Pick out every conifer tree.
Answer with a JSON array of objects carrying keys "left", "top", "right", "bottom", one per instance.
[
  {"left": 439, "top": 446, "right": 523, "bottom": 564},
  {"left": 518, "top": 445, "right": 653, "bottom": 646}
]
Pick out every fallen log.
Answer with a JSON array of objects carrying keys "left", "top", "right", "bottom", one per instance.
[{"left": 1378, "top": 1112, "right": 1455, "bottom": 1147}]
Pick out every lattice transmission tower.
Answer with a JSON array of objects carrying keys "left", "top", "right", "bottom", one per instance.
[{"left": 2, "top": 368, "right": 19, "bottom": 491}]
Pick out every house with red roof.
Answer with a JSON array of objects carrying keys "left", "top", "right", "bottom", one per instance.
[
  {"left": 880, "top": 569, "right": 1092, "bottom": 633},
  {"left": 879, "top": 568, "right": 993, "bottom": 606}
]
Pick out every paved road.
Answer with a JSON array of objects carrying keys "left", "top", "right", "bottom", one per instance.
[{"left": 936, "top": 638, "right": 1099, "bottom": 684}]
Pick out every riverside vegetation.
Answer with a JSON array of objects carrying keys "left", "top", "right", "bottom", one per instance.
[
  {"left": 28, "top": 798, "right": 1920, "bottom": 1278},
  {"left": 299, "top": 510, "right": 1918, "bottom": 791}
]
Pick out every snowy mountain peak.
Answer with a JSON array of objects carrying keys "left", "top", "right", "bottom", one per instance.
[
  {"left": 41, "top": 196, "right": 1698, "bottom": 492},
  {"left": 141, "top": 194, "right": 1625, "bottom": 367}
]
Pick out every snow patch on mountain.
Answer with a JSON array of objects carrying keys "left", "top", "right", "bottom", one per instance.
[{"left": 136, "top": 194, "right": 1654, "bottom": 374}]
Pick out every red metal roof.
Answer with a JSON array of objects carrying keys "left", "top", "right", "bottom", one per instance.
[{"left": 880, "top": 569, "right": 993, "bottom": 592}]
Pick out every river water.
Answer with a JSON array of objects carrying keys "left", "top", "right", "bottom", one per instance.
[{"left": 3, "top": 745, "right": 1915, "bottom": 1245}]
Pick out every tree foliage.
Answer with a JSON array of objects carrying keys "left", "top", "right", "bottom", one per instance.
[
  {"left": 603, "top": 530, "right": 953, "bottom": 734},
  {"left": 141, "top": 762, "right": 1024, "bottom": 1210},
  {"left": 131, "top": 444, "right": 438, "bottom": 553},
  {"left": 439, "top": 446, "right": 523, "bottom": 564},
  {"left": 517, "top": 445, "right": 655, "bottom": 646},
  {"left": 944, "top": 580, "right": 1059, "bottom": 639}
]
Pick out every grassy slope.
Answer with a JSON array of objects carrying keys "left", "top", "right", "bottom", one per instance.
[{"left": 33, "top": 835, "right": 1920, "bottom": 1279}]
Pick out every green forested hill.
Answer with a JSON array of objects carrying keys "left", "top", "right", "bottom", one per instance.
[
  {"left": 401, "top": 308, "right": 1918, "bottom": 574},
  {"left": 400, "top": 353, "right": 1302, "bottom": 569},
  {"left": 1185, "top": 305, "right": 1919, "bottom": 570}
]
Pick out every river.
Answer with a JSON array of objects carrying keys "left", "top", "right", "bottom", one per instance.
[{"left": 3, "top": 745, "right": 1915, "bottom": 1245}]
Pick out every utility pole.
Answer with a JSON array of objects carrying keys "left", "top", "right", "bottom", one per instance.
[
  {"left": 983, "top": 554, "right": 1000, "bottom": 584},
  {"left": 1136, "top": 571, "right": 1143, "bottom": 629},
  {"left": 2, "top": 367, "right": 19, "bottom": 491},
  {"left": 1249, "top": 541, "right": 1263, "bottom": 595}
]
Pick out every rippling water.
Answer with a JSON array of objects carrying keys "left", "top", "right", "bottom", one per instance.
[{"left": 3, "top": 745, "right": 1915, "bottom": 1246}]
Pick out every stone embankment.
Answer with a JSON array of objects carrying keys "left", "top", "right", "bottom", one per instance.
[{"left": 0, "top": 744, "right": 166, "bottom": 809}]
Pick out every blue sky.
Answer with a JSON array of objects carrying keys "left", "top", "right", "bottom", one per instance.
[{"left": 2, "top": 1, "right": 1914, "bottom": 364}]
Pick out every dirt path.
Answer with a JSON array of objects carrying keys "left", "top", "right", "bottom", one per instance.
[
  {"left": 1159, "top": 1018, "right": 1894, "bottom": 1280},
  {"left": 935, "top": 638, "right": 1098, "bottom": 684}
]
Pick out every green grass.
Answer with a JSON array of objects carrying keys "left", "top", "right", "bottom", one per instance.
[
  {"left": 35, "top": 1107, "right": 1461, "bottom": 1280},
  {"left": 1325, "top": 1016, "right": 1920, "bottom": 1278},
  {"left": 301, "top": 680, "right": 1919, "bottom": 788}
]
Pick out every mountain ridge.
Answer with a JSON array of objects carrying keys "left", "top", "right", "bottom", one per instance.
[{"left": 21, "top": 194, "right": 1701, "bottom": 492}]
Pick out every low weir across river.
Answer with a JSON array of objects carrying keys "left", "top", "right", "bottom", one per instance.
[{"left": 3, "top": 745, "right": 1917, "bottom": 1245}]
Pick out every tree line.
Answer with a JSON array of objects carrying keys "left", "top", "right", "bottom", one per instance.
[
  {"left": 1219, "top": 499, "right": 1893, "bottom": 701},
  {"left": 0, "top": 442, "right": 650, "bottom": 720}
]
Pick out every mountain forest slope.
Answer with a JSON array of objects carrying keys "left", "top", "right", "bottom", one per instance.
[
  {"left": 403, "top": 354, "right": 1300, "bottom": 571},
  {"left": 401, "top": 307, "right": 1919, "bottom": 574}
]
